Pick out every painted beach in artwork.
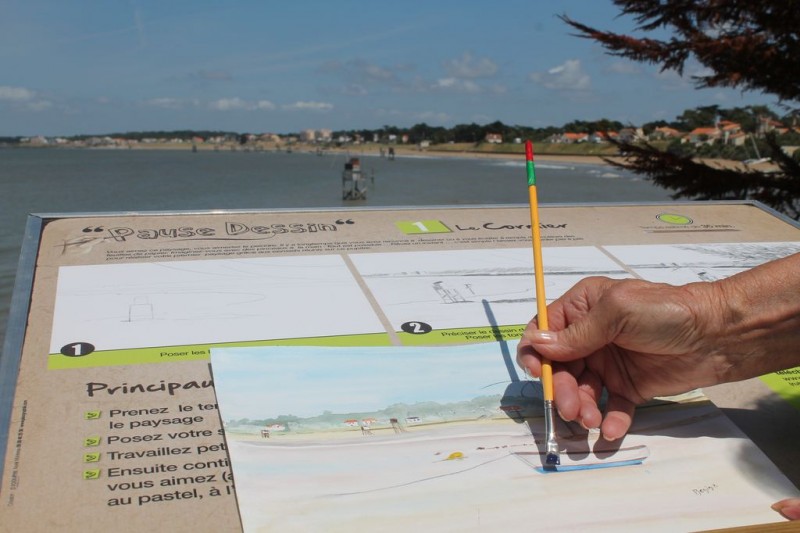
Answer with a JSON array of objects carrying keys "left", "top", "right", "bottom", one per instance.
[{"left": 211, "top": 343, "right": 797, "bottom": 532}]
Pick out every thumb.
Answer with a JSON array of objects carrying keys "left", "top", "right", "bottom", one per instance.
[{"left": 773, "top": 498, "right": 800, "bottom": 520}]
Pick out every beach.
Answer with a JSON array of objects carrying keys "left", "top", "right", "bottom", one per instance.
[
  {"left": 117, "top": 138, "right": 765, "bottom": 171},
  {"left": 221, "top": 402, "right": 793, "bottom": 532}
]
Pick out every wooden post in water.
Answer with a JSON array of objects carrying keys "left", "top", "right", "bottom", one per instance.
[{"left": 342, "top": 157, "right": 367, "bottom": 200}]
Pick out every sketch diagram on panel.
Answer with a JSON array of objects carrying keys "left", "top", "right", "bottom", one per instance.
[
  {"left": 349, "top": 247, "right": 631, "bottom": 332},
  {"left": 127, "top": 296, "right": 154, "bottom": 322},
  {"left": 50, "top": 255, "right": 385, "bottom": 352},
  {"left": 604, "top": 242, "right": 800, "bottom": 285},
  {"left": 432, "top": 281, "right": 468, "bottom": 304}
]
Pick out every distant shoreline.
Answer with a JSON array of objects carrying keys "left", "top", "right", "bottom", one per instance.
[{"left": 7, "top": 141, "right": 767, "bottom": 171}]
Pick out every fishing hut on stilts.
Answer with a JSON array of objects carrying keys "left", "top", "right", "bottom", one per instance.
[{"left": 342, "top": 157, "right": 368, "bottom": 200}]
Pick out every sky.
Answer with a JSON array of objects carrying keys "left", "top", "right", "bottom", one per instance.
[
  {"left": 0, "top": 0, "right": 779, "bottom": 137},
  {"left": 211, "top": 343, "right": 521, "bottom": 420}
]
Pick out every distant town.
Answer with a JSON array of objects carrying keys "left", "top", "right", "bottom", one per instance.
[{"left": 3, "top": 104, "right": 799, "bottom": 162}]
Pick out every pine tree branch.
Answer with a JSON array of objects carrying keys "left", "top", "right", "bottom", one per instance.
[{"left": 601, "top": 137, "right": 800, "bottom": 220}]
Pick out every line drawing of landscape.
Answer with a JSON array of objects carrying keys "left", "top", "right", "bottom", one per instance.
[
  {"left": 211, "top": 342, "right": 799, "bottom": 532},
  {"left": 604, "top": 242, "right": 800, "bottom": 284},
  {"left": 50, "top": 255, "right": 385, "bottom": 352},
  {"left": 348, "top": 247, "right": 630, "bottom": 331},
  {"left": 49, "top": 241, "right": 800, "bottom": 353}
]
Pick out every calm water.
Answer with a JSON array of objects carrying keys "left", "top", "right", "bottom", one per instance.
[{"left": 0, "top": 147, "right": 675, "bottom": 348}]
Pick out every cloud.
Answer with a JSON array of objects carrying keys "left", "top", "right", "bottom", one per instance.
[
  {"left": 144, "top": 97, "right": 186, "bottom": 109},
  {"left": 442, "top": 53, "right": 498, "bottom": 79},
  {"left": 360, "top": 62, "right": 395, "bottom": 83},
  {"left": 607, "top": 62, "right": 641, "bottom": 75},
  {"left": 431, "top": 77, "right": 482, "bottom": 94},
  {"left": 25, "top": 100, "right": 53, "bottom": 112},
  {"left": 209, "top": 97, "right": 248, "bottom": 111},
  {"left": 0, "top": 86, "right": 35, "bottom": 101},
  {"left": 0, "top": 85, "right": 53, "bottom": 111},
  {"left": 209, "top": 97, "right": 275, "bottom": 111},
  {"left": 282, "top": 101, "right": 333, "bottom": 111},
  {"left": 529, "top": 59, "right": 590, "bottom": 91},
  {"left": 318, "top": 59, "right": 408, "bottom": 93}
]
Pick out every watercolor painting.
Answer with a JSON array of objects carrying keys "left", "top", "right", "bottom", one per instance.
[{"left": 211, "top": 341, "right": 799, "bottom": 532}]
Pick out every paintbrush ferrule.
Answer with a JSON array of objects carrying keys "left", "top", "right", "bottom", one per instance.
[{"left": 544, "top": 400, "right": 560, "bottom": 465}]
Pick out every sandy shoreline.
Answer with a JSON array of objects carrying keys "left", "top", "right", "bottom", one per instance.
[{"left": 115, "top": 140, "right": 767, "bottom": 171}]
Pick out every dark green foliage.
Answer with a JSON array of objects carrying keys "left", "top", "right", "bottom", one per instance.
[
  {"left": 562, "top": 0, "right": 800, "bottom": 219},
  {"left": 605, "top": 134, "right": 800, "bottom": 219}
]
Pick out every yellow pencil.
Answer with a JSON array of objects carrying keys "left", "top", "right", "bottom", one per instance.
[{"left": 525, "top": 140, "right": 560, "bottom": 467}]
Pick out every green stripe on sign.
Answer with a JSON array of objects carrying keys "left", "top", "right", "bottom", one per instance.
[{"left": 395, "top": 220, "right": 452, "bottom": 234}]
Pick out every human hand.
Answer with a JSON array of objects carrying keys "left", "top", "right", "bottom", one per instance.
[
  {"left": 772, "top": 498, "right": 800, "bottom": 520},
  {"left": 516, "top": 276, "right": 728, "bottom": 441}
]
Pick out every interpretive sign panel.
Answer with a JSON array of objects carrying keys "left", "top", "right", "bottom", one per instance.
[{"left": 0, "top": 202, "right": 798, "bottom": 532}]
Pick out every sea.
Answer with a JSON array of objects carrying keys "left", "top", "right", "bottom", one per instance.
[{"left": 0, "top": 147, "right": 676, "bottom": 349}]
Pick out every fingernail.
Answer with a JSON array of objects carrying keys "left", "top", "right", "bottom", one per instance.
[
  {"left": 531, "top": 331, "right": 556, "bottom": 343},
  {"left": 601, "top": 432, "right": 617, "bottom": 442}
]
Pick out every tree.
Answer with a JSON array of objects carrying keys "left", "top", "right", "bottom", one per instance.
[{"left": 562, "top": 1, "right": 800, "bottom": 219}]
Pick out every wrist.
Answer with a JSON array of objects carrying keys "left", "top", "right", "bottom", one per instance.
[{"left": 706, "top": 254, "right": 800, "bottom": 382}]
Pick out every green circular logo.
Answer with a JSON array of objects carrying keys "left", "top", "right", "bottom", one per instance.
[{"left": 657, "top": 213, "right": 693, "bottom": 225}]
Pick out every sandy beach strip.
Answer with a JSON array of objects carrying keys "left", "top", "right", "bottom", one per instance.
[{"left": 122, "top": 140, "right": 773, "bottom": 171}]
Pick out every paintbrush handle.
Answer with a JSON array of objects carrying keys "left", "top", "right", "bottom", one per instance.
[{"left": 528, "top": 184, "right": 555, "bottom": 402}]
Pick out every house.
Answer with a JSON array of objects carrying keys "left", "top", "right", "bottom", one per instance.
[
  {"left": 688, "top": 127, "right": 721, "bottom": 145},
  {"left": 566, "top": 132, "right": 588, "bottom": 143},
  {"left": 587, "top": 131, "right": 618, "bottom": 143},
  {"left": 547, "top": 132, "right": 589, "bottom": 143},
  {"left": 718, "top": 120, "right": 742, "bottom": 134},
  {"left": 649, "top": 126, "right": 682, "bottom": 141},
  {"left": 727, "top": 131, "right": 748, "bottom": 146},
  {"left": 258, "top": 133, "right": 281, "bottom": 143},
  {"left": 485, "top": 133, "right": 503, "bottom": 144},
  {"left": 688, "top": 122, "right": 750, "bottom": 146},
  {"left": 758, "top": 117, "right": 785, "bottom": 135},
  {"left": 718, "top": 121, "right": 742, "bottom": 144}
]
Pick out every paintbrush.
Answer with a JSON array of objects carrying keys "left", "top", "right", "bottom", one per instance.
[{"left": 525, "top": 140, "right": 560, "bottom": 469}]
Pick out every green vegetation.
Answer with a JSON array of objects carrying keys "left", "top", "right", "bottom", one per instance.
[{"left": 562, "top": 0, "right": 800, "bottom": 219}]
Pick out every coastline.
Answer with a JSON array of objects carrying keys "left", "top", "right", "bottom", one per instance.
[
  {"left": 109, "top": 141, "right": 770, "bottom": 171},
  {"left": 10, "top": 140, "right": 773, "bottom": 171}
]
